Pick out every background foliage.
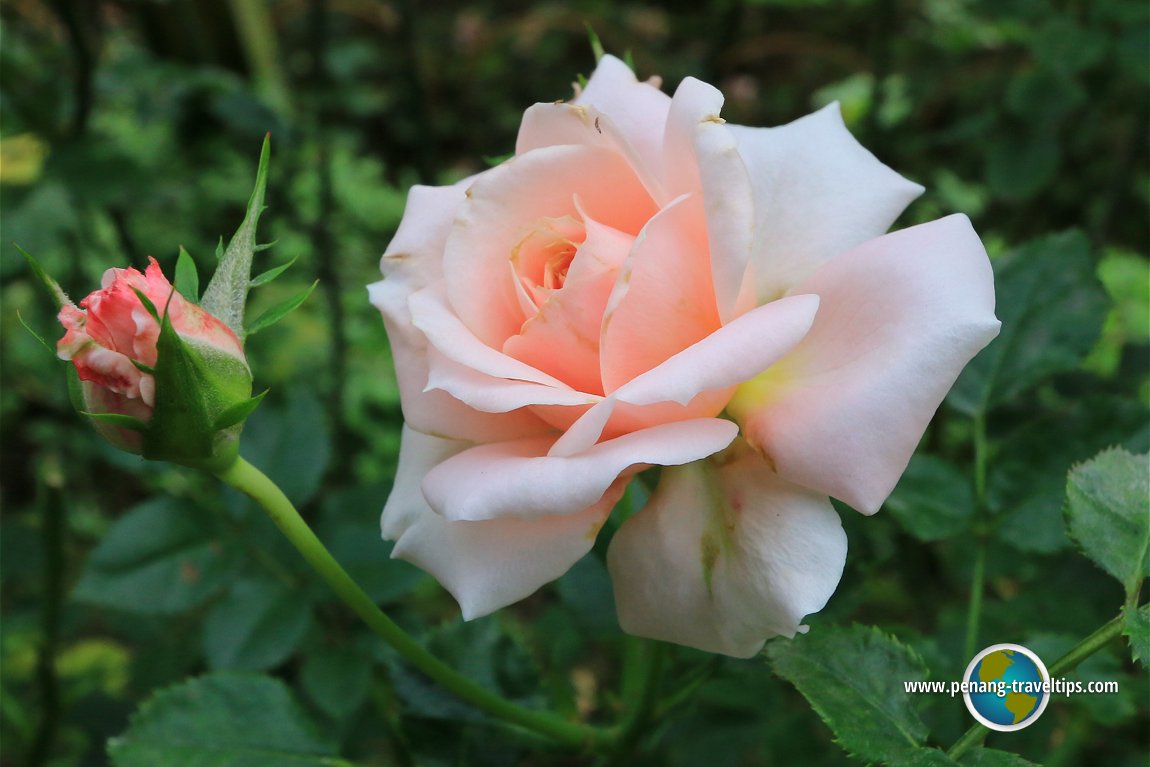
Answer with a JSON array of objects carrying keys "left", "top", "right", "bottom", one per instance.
[{"left": 1, "top": 0, "right": 1147, "bottom": 765}]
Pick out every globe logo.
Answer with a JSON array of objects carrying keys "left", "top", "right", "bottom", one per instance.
[{"left": 962, "top": 643, "right": 1051, "bottom": 731}]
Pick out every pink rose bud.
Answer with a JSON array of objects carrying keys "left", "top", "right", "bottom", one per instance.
[{"left": 57, "top": 257, "right": 254, "bottom": 467}]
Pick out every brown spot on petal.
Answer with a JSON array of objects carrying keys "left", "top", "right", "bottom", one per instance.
[{"left": 703, "top": 114, "right": 726, "bottom": 124}]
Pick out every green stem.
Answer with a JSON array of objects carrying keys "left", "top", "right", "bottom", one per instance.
[
  {"left": 1047, "top": 613, "right": 1124, "bottom": 677},
  {"left": 215, "top": 457, "right": 616, "bottom": 751},
  {"left": 963, "top": 412, "right": 990, "bottom": 661},
  {"left": 606, "top": 639, "right": 665, "bottom": 764},
  {"left": 947, "top": 612, "right": 1127, "bottom": 761},
  {"left": 962, "top": 541, "right": 987, "bottom": 662}
]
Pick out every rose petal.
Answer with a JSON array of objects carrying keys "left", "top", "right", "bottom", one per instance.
[
  {"left": 607, "top": 451, "right": 847, "bottom": 657},
  {"left": 381, "top": 182, "right": 471, "bottom": 283},
  {"left": 383, "top": 426, "right": 623, "bottom": 619},
  {"left": 369, "top": 281, "right": 549, "bottom": 442},
  {"left": 424, "top": 417, "right": 738, "bottom": 521},
  {"left": 503, "top": 215, "right": 635, "bottom": 394},
  {"left": 445, "top": 145, "right": 658, "bottom": 348},
  {"left": 381, "top": 425, "right": 468, "bottom": 540},
  {"left": 663, "top": 76, "right": 755, "bottom": 320},
  {"left": 731, "top": 214, "right": 1001, "bottom": 513},
  {"left": 516, "top": 104, "right": 666, "bottom": 204},
  {"left": 370, "top": 181, "right": 547, "bottom": 441},
  {"left": 729, "top": 102, "right": 925, "bottom": 301},
  {"left": 574, "top": 54, "right": 672, "bottom": 189},
  {"left": 600, "top": 194, "right": 720, "bottom": 393},
  {"left": 425, "top": 346, "right": 600, "bottom": 412},
  {"left": 409, "top": 287, "right": 573, "bottom": 389},
  {"left": 548, "top": 292, "right": 819, "bottom": 457}
]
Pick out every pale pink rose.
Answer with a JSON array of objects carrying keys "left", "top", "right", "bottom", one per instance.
[
  {"left": 58, "top": 257, "right": 245, "bottom": 451},
  {"left": 370, "top": 56, "right": 999, "bottom": 657}
]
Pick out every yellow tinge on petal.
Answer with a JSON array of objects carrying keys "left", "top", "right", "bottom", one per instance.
[{"left": 725, "top": 355, "right": 799, "bottom": 434}]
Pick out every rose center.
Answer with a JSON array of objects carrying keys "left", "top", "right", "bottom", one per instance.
[{"left": 510, "top": 215, "right": 587, "bottom": 309}]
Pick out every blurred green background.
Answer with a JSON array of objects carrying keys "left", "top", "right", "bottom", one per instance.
[{"left": 1, "top": 1, "right": 1147, "bottom": 766}]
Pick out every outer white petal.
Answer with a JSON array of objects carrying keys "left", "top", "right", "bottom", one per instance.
[
  {"left": 607, "top": 452, "right": 847, "bottom": 658},
  {"left": 380, "top": 182, "right": 469, "bottom": 282},
  {"left": 369, "top": 281, "right": 548, "bottom": 442},
  {"left": 663, "top": 77, "right": 755, "bottom": 320},
  {"left": 383, "top": 427, "right": 622, "bottom": 619},
  {"left": 381, "top": 425, "right": 468, "bottom": 540},
  {"left": 370, "top": 182, "right": 548, "bottom": 442},
  {"left": 424, "top": 418, "right": 738, "bottom": 521},
  {"left": 730, "top": 102, "right": 925, "bottom": 301},
  {"left": 733, "top": 214, "right": 1001, "bottom": 514},
  {"left": 574, "top": 54, "right": 672, "bottom": 190}
]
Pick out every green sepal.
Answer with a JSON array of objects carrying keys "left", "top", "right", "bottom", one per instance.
[
  {"left": 585, "top": 23, "right": 605, "bottom": 62},
  {"left": 246, "top": 280, "right": 318, "bottom": 336},
  {"left": 253, "top": 241, "right": 277, "bottom": 253},
  {"left": 483, "top": 153, "right": 514, "bottom": 168},
  {"left": 18, "top": 244, "right": 73, "bottom": 310},
  {"left": 143, "top": 311, "right": 253, "bottom": 471},
  {"left": 131, "top": 288, "right": 162, "bottom": 323},
  {"left": 175, "top": 246, "right": 200, "bottom": 303},
  {"left": 213, "top": 390, "right": 268, "bottom": 431},
  {"left": 250, "top": 257, "right": 297, "bottom": 288},
  {"left": 131, "top": 360, "right": 156, "bottom": 375},
  {"left": 80, "top": 411, "right": 150, "bottom": 432},
  {"left": 17, "top": 310, "right": 55, "bottom": 353},
  {"left": 65, "top": 366, "right": 87, "bottom": 415},
  {"left": 201, "top": 135, "right": 271, "bottom": 335}
]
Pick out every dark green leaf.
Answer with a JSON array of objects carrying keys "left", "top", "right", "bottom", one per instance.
[
  {"left": 888, "top": 748, "right": 958, "bottom": 767},
  {"left": 1064, "top": 448, "right": 1150, "bottom": 600},
  {"left": 242, "top": 389, "right": 331, "bottom": 507},
  {"left": 201, "top": 135, "right": 271, "bottom": 334},
  {"left": 202, "top": 578, "right": 314, "bottom": 671},
  {"left": 960, "top": 747, "right": 1042, "bottom": 766},
  {"left": 246, "top": 280, "right": 318, "bottom": 336},
  {"left": 985, "top": 130, "right": 1060, "bottom": 201},
  {"left": 327, "top": 529, "right": 424, "bottom": 605},
  {"left": 107, "top": 673, "right": 343, "bottom": 767},
  {"left": 250, "top": 257, "right": 296, "bottom": 287},
  {"left": 766, "top": 625, "right": 929, "bottom": 763},
  {"left": 1122, "top": 603, "right": 1149, "bottom": 668},
  {"left": 73, "top": 498, "right": 238, "bottom": 614},
  {"left": 948, "top": 231, "right": 1109, "bottom": 416},
  {"left": 174, "top": 246, "right": 199, "bottom": 303},
  {"left": 885, "top": 455, "right": 975, "bottom": 542},
  {"left": 301, "top": 645, "right": 373, "bottom": 721},
  {"left": 989, "top": 396, "right": 1148, "bottom": 553},
  {"left": 556, "top": 555, "right": 618, "bottom": 637}
]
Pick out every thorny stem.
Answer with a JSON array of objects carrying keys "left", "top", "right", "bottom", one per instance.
[
  {"left": 947, "top": 612, "right": 1127, "bottom": 760},
  {"left": 963, "top": 411, "right": 990, "bottom": 661}
]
